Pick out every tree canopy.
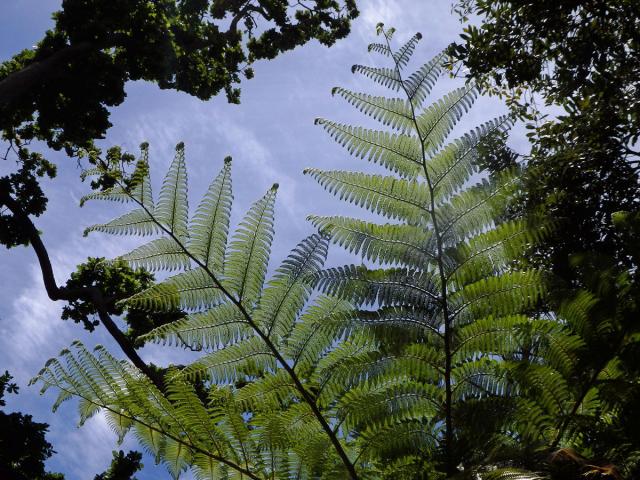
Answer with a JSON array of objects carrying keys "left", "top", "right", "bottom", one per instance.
[{"left": 0, "top": 0, "right": 358, "bottom": 247}]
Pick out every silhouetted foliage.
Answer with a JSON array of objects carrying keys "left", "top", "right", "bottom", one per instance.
[
  {"left": 0, "top": 371, "right": 64, "bottom": 480},
  {"left": 94, "top": 450, "right": 143, "bottom": 480}
]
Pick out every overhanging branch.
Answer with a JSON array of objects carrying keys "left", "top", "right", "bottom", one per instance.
[{"left": 0, "top": 188, "right": 162, "bottom": 391}]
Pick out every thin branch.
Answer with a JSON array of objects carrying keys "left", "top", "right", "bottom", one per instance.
[{"left": 0, "top": 188, "right": 162, "bottom": 391}]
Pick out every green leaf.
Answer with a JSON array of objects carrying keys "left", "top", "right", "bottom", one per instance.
[
  {"left": 84, "top": 208, "right": 159, "bottom": 237},
  {"left": 188, "top": 157, "right": 233, "bottom": 272},
  {"left": 304, "top": 169, "right": 429, "bottom": 224},
  {"left": 156, "top": 143, "right": 189, "bottom": 240},
  {"left": 120, "top": 237, "right": 191, "bottom": 272},
  {"left": 225, "top": 186, "right": 277, "bottom": 305},
  {"left": 314, "top": 119, "right": 422, "bottom": 177}
]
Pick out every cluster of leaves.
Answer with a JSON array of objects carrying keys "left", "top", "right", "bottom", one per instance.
[
  {"left": 61, "top": 256, "right": 184, "bottom": 346},
  {"left": 0, "top": 371, "right": 63, "bottom": 480},
  {"left": 94, "top": 450, "right": 144, "bottom": 480},
  {"left": 28, "top": 28, "right": 637, "bottom": 480}
]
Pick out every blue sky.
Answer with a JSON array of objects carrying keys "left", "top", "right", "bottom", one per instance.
[{"left": 0, "top": 1, "right": 525, "bottom": 478}]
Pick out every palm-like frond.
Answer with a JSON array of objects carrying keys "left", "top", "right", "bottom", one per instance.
[
  {"left": 307, "top": 26, "right": 551, "bottom": 474},
  {"left": 224, "top": 186, "right": 277, "bottom": 306},
  {"left": 36, "top": 146, "right": 361, "bottom": 479},
  {"left": 156, "top": 143, "right": 189, "bottom": 240}
]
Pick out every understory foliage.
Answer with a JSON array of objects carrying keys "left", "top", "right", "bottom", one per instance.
[{"left": 30, "top": 29, "right": 633, "bottom": 480}]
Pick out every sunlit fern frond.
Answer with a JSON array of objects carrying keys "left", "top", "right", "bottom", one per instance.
[
  {"left": 307, "top": 26, "right": 549, "bottom": 474},
  {"left": 188, "top": 156, "right": 233, "bottom": 273},
  {"left": 40, "top": 145, "right": 364, "bottom": 479},
  {"left": 224, "top": 185, "right": 277, "bottom": 307},
  {"left": 155, "top": 143, "right": 189, "bottom": 240}
]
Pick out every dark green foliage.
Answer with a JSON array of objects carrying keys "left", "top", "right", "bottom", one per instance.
[
  {"left": 61, "top": 257, "right": 184, "bottom": 346},
  {"left": 450, "top": 2, "right": 640, "bottom": 477},
  {"left": 0, "top": 372, "right": 64, "bottom": 480},
  {"left": 94, "top": 450, "right": 143, "bottom": 480},
  {"left": 448, "top": 0, "right": 640, "bottom": 285},
  {"left": 0, "top": 370, "right": 19, "bottom": 405}
]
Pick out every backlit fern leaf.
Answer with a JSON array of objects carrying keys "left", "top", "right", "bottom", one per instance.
[
  {"left": 256, "top": 233, "right": 329, "bottom": 340},
  {"left": 84, "top": 208, "right": 159, "bottom": 237},
  {"left": 140, "top": 303, "right": 249, "bottom": 350},
  {"left": 156, "top": 143, "right": 189, "bottom": 240},
  {"left": 303, "top": 169, "right": 429, "bottom": 223},
  {"left": 125, "top": 267, "right": 223, "bottom": 312},
  {"left": 225, "top": 186, "right": 277, "bottom": 306},
  {"left": 313, "top": 119, "right": 422, "bottom": 177},
  {"left": 308, "top": 27, "right": 549, "bottom": 474},
  {"left": 351, "top": 65, "right": 403, "bottom": 91},
  {"left": 308, "top": 215, "right": 436, "bottom": 268},
  {"left": 120, "top": 237, "right": 191, "bottom": 272},
  {"left": 392, "top": 32, "right": 422, "bottom": 68},
  {"left": 188, "top": 157, "right": 233, "bottom": 273},
  {"left": 331, "top": 88, "right": 414, "bottom": 133}
]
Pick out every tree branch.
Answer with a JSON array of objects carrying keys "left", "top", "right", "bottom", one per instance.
[
  {"left": 0, "top": 188, "right": 162, "bottom": 391},
  {"left": 0, "top": 33, "right": 129, "bottom": 108}
]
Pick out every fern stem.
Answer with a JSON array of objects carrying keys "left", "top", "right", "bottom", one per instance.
[
  {"left": 384, "top": 30, "right": 457, "bottom": 476},
  {"left": 120, "top": 177, "right": 360, "bottom": 480}
]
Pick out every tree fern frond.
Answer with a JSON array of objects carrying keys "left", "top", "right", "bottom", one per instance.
[
  {"left": 338, "top": 377, "right": 440, "bottom": 432},
  {"left": 164, "top": 436, "right": 192, "bottom": 479},
  {"left": 417, "top": 85, "right": 478, "bottom": 154},
  {"left": 128, "top": 147, "right": 154, "bottom": 209},
  {"left": 256, "top": 233, "right": 329, "bottom": 340},
  {"left": 84, "top": 208, "right": 159, "bottom": 236},
  {"left": 315, "top": 265, "right": 440, "bottom": 310},
  {"left": 286, "top": 295, "right": 355, "bottom": 372},
  {"left": 235, "top": 369, "right": 297, "bottom": 411},
  {"left": 140, "top": 303, "right": 249, "bottom": 350},
  {"left": 429, "top": 115, "right": 513, "bottom": 201},
  {"left": 164, "top": 378, "right": 231, "bottom": 456},
  {"left": 355, "top": 306, "right": 444, "bottom": 339},
  {"left": 156, "top": 143, "right": 189, "bottom": 240},
  {"left": 124, "top": 267, "right": 223, "bottom": 312},
  {"left": 367, "top": 42, "right": 391, "bottom": 57},
  {"left": 480, "top": 468, "right": 546, "bottom": 480},
  {"left": 451, "top": 358, "right": 512, "bottom": 399},
  {"left": 313, "top": 119, "right": 422, "bottom": 177},
  {"left": 181, "top": 336, "right": 276, "bottom": 383},
  {"left": 452, "top": 271, "right": 544, "bottom": 322},
  {"left": 308, "top": 215, "right": 436, "bottom": 268},
  {"left": 392, "top": 32, "right": 422, "bottom": 69},
  {"left": 304, "top": 169, "right": 429, "bottom": 224},
  {"left": 351, "top": 64, "right": 403, "bottom": 91},
  {"left": 454, "top": 315, "right": 530, "bottom": 361},
  {"left": 120, "top": 237, "right": 191, "bottom": 272},
  {"left": 331, "top": 88, "right": 414, "bottom": 133},
  {"left": 225, "top": 185, "right": 277, "bottom": 306},
  {"left": 357, "top": 419, "right": 440, "bottom": 461},
  {"left": 451, "top": 219, "right": 544, "bottom": 285},
  {"left": 438, "top": 174, "right": 517, "bottom": 244},
  {"left": 188, "top": 157, "right": 233, "bottom": 272},
  {"left": 404, "top": 53, "right": 444, "bottom": 106}
]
